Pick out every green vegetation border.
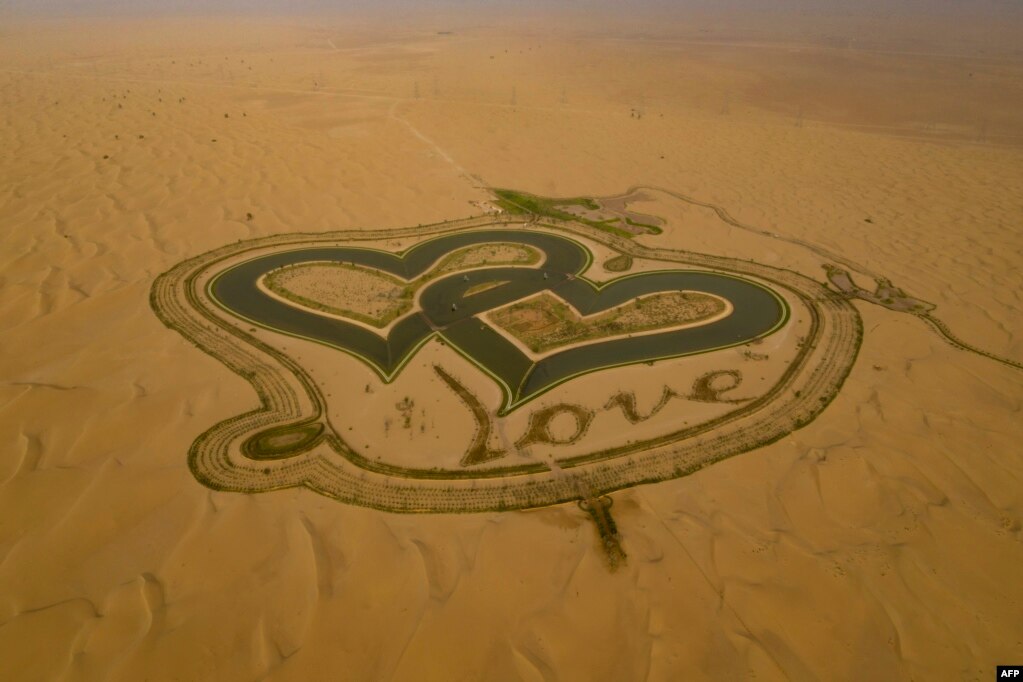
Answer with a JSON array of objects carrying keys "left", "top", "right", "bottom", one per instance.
[
  {"left": 207, "top": 234, "right": 788, "bottom": 415},
  {"left": 150, "top": 207, "right": 862, "bottom": 513}
]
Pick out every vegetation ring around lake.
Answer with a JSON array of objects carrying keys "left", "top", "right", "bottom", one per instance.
[{"left": 151, "top": 199, "right": 862, "bottom": 513}]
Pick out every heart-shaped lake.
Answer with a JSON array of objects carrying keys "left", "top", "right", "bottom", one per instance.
[
  {"left": 153, "top": 219, "right": 861, "bottom": 512},
  {"left": 210, "top": 230, "right": 787, "bottom": 412}
]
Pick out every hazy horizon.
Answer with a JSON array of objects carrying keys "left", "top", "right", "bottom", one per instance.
[{"left": 5, "top": 0, "right": 1023, "bottom": 19}]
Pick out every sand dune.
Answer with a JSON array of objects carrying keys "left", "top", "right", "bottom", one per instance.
[{"left": 1, "top": 14, "right": 1021, "bottom": 681}]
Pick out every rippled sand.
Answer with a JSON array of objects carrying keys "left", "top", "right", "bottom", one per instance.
[{"left": 1, "top": 12, "right": 1021, "bottom": 680}]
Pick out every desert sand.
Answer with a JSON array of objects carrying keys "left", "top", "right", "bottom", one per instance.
[{"left": 1, "top": 7, "right": 1022, "bottom": 681}]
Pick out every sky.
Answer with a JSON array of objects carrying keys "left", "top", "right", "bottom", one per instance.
[{"left": 3, "top": 0, "right": 1022, "bottom": 18}]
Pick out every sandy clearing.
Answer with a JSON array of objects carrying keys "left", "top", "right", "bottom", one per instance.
[{"left": 0, "top": 14, "right": 1021, "bottom": 682}]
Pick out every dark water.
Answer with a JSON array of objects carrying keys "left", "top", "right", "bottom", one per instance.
[{"left": 211, "top": 230, "right": 786, "bottom": 410}]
